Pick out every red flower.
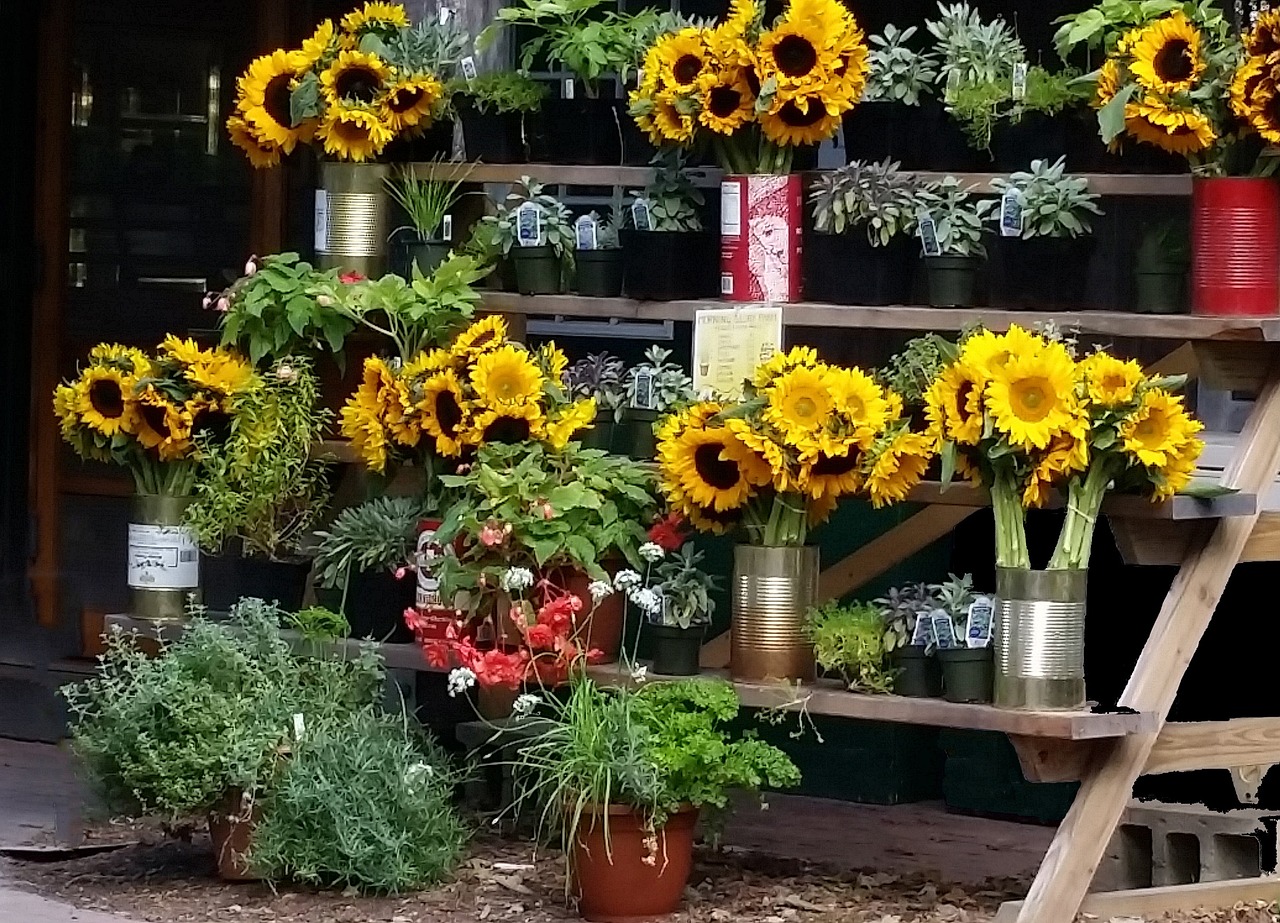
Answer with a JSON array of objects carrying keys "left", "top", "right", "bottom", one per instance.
[
  {"left": 649, "top": 512, "right": 688, "bottom": 552},
  {"left": 339, "top": 271, "right": 366, "bottom": 283}
]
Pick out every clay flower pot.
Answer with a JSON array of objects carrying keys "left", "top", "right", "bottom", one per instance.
[
  {"left": 209, "top": 789, "right": 261, "bottom": 881},
  {"left": 572, "top": 804, "right": 699, "bottom": 921}
]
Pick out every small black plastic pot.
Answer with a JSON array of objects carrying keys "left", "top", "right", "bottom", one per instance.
[
  {"left": 990, "top": 112, "right": 1068, "bottom": 172},
  {"left": 804, "top": 232, "right": 916, "bottom": 306},
  {"left": 579, "top": 409, "right": 621, "bottom": 453},
  {"left": 393, "top": 237, "right": 451, "bottom": 278},
  {"left": 575, "top": 249, "right": 624, "bottom": 297},
  {"left": 922, "top": 255, "right": 982, "bottom": 308},
  {"left": 918, "top": 100, "right": 989, "bottom": 171},
  {"left": 202, "top": 553, "right": 311, "bottom": 614},
  {"left": 457, "top": 102, "right": 527, "bottom": 164},
  {"left": 989, "top": 235, "right": 1097, "bottom": 311},
  {"left": 892, "top": 646, "right": 943, "bottom": 698},
  {"left": 649, "top": 624, "right": 705, "bottom": 677},
  {"left": 1135, "top": 267, "right": 1188, "bottom": 314},
  {"left": 621, "top": 229, "right": 719, "bottom": 301},
  {"left": 938, "top": 647, "right": 994, "bottom": 704},
  {"left": 339, "top": 569, "right": 417, "bottom": 644},
  {"left": 512, "top": 245, "right": 562, "bottom": 295},
  {"left": 626, "top": 408, "right": 660, "bottom": 460},
  {"left": 481, "top": 258, "right": 518, "bottom": 292},
  {"left": 539, "top": 96, "right": 624, "bottom": 165}
]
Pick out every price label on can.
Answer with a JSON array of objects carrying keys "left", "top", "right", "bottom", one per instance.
[{"left": 127, "top": 523, "right": 199, "bottom": 590}]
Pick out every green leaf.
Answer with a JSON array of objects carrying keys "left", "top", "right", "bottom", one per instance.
[
  {"left": 940, "top": 441, "right": 958, "bottom": 486},
  {"left": 1178, "top": 483, "right": 1239, "bottom": 499},
  {"left": 1098, "top": 83, "right": 1139, "bottom": 144},
  {"left": 547, "top": 484, "right": 600, "bottom": 510}
]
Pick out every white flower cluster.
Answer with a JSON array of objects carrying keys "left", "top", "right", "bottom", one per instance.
[
  {"left": 638, "top": 542, "right": 666, "bottom": 563},
  {"left": 629, "top": 586, "right": 663, "bottom": 616},
  {"left": 447, "top": 667, "right": 477, "bottom": 698},
  {"left": 512, "top": 693, "right": 541, "bottom": 717},
  {"left": 500, "top": 566, "right": 535, "bottom": 593},
  {"left": 614, "top": 569, "right": 642, "bottom": 591},
  {"left": 588, "top": 579, "right": 615, "bottom": 603}
]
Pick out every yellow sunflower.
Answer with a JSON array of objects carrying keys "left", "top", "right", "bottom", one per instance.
[
  {"left": 536, "top": 343, "right": 569, "bottom": 386},
  {"left": 655, "top": 29, "right": 710, "bottom": 91},
  {"left": 317, "top": 104, "right": 394, "bottom": 161},
  {"left": 864, "top": 430, "right": 933, "bottom": 509},
  {"left": 340, "top": 399, "right": 390, "bottom": 472},
  {"left": 297, "top": 19, "right": 337, "bottom": 70},
  {"left": 753, "top": 346, "right": 819, "bottom": 389},
  {"left": 340, "top": 1, "right": 409, "bottom": 35},
  {"left": 1230, "top": 55, "right": 1270, "bottom": 122},
  {"left": 807, "top": 492, "right": 840, "bottom": 528},
  {"left": 1095, "top": 58, "right": 1121, "bottom": 108},
  {"left": 927, "top": 363, "right": 985, "bottom": 446},
  {"left": 53, "top": 384, "right": 84, "bottom": 441},
  {"left": 471, "top": 345, "right": 544, "bottom": 408},
  {"left": 1242, "top": 66, "right": 1280, "bottom": 144},
  {"left": 74, "top": 367, "right": 139, "bottom": 437},
  {"left": 986, "top": 348, "right": 1079, "bottom": 451},
  {"left": 759, "top": 94, "right": 845, "bottom": 147},
  {"left": 136, "top": 387, "right": 195, "bottom": 460},
  {"left": 466, "top": 402, "right": 546, "bottom": 447},
  {"left": 226, "top": 114, "right": 282, "bottom": 168},
  {"left": 237, "top": 50, "right": 312, "bottom": 153},
  {"left": 417, "top": 369, "right": 468, "bottom": 457},
  {"left": 799, "top": 439, "right": 864, "bottom": 501},
  {"left": 545, "top": 398, "right": 598, "bottom": 450},
  {"left": 89, "top": 343, "right": 150, "bottom": 376},
  {"left": 160, "top": 335, "right": 208, "bottom": 367},
  {"left": 1245, "top": 8, "right": 1280, "bottom": 58},
  {"left": 829, "top": 366, "right": 892, "bottom": 440},
  {"left": 1128, "top": 12, "right": 1205, "bottom": 94},
  {"left": 765, "top": 365, "right": 834, "bottom": 441},
  {"left": 1152, "top": 437, "right": 1204, "bottom": 502},
  {"left": 320, "top": 49, "right": 393, "bottom": 109},
  {"left": 697, "top": 68, "right": 757, "bottom": 134},
  {"left": 186, "top": 352, "right": 256, "bottom": 397},
  {"left": 1120, "top": 389, "right": 1202, "bottom": 468},
  {"left": 720, "top": 0, "right": 760, "bottom": 41},
  {"left": 1080, "top": 352, "right": 1144, "bottom": 408},
  {"left": 757, "top": 7, "right": 838, "bottom": 91},
  {"left": 959, "top": 326, "right": 1046, "bottom": 383},
  {"left": 664, "top": 425, "right": 771, "bottom": 512},
  {"left": 652, "top": 96, "right": 696, "bottom": 145},
  {"left": 381, "top": 76, "right": 443, "bottom": 133},
  {"left": 452, "top": 315, "right": 508, "bottom": 358},
  {"left": 1125, "top": 98, "right": 1216, "bottom": 155},
  {"left": 724, "top": 418, "right": 792, "bottom": 486}
]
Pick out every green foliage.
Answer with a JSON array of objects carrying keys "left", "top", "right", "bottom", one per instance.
[
  {"left": 946, "top": 79, "right": 1007, "bottom": 151},
  {"left": 873, "top": 582, "right": 935, "bottom": 652},
  {"left": 1053, "top": 0, "right": 1187, "bottom": 59},
  {"left": 626, "top": 345, "right": 694, "bottom": 413},
  {"left": 218, "top": 253, "right": 357, "bottom": 365},
  {"left": 384, "top": 18, "right": 469, "bottom": 80},
  {"left": 314, "top": 496, "right": 431, "bottom": 591},
  {"left": 916, "top": 177, "right": 997, "bottom": 258},
  {"left": 878, "top": 334, "right": 959, "bottom": 412},
  {"left": 642, "top": 158, "right": 704, "bottom": 233},
  {"left": 385, "top": 161, "right": 476, "bottom": 241},
  {"left": 455, "top": 71, "right": 548, "bottom": 115},
  {"left": 286, "top": 606, "right": 351, "bottom": 643},
  {"left": 474, "top": 178, "right": 577, "bottom": 265},
  {"left": 810, "top": 158, "right": 928, "bottom": 246},
  {"left": 932, "top": 573, "right": 977, "bottom": 631},
  {"left": 566, "top": 352, "right": 627, "bottom": 418},
  {"left": 865, "top": 24, "right": 939, "bottom": 106},
  {"left": 250, "top": 706, "right": 469, "bottom": 894},
  {"left": 806, "top": 601, "right": 895, "bottom": 694},
  {"left": 649, "top": 545, "right": 720, "bottom": 629},
  {"left": 990, "top": 157, "right": 1104, "bottom": 239},
  {"left": 948, "top": 67, "right": 1091, "bottom": 152},
  {"left": 926, "top": 2, "right": 1024, "bottom": 89},
  {"left": 184, "top": 357, "right": 331, "bottom": 559},
  {"left": 1136, "top": 219, "right": 1191, "bottom": 270}
]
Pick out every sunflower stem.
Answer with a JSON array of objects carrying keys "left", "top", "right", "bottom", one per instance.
[
  {"left": 991, "top": 472, "right": 1030, "bottom": 569},
  {"left": 1049, "top": 462, "right": 1112, "bottom": 571}
]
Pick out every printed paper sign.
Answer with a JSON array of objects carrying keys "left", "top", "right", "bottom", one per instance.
[
  {"left": 442, "top": 214, "right": 453, "bottom": 242},
  {"left": 314, "top": 189, "right": 330, "bottom": 252},
  {"left": 692, "top": 306, "right": 783, "bottom": 401},
  {"left": 127, "top": 524, "right": 199, "bottom": 590},
  {"left": 563, "top": 78, "right": 575, "bottom": 100},
  {"left": 1012, "top": 62, "right": 1028, "bottom": 100},
  {"left": 910, "top": 612, "right": 936, "bottom": 648}
]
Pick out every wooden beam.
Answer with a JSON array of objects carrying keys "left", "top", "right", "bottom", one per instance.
[
  {"left": 1192, "top": 341, "right": 1271, "bottom": 393},
  {"left": 1112, "top": 512, "right": 1280, "bottom": 566},
  {"left": 817, "top": 506, "right": 979, "bottom": 602},
  {"left": 1015, "top": 356, "right": 1280, "bottom": 923},
  {"left": 997, "top": 878, "right": 1280, "bottom": 923},
  {"left": 1146, "top": 718, "right": 1280, "bottom": 776},
  {"left": 1008, "top": 736, "right": 1102, "bottom": 784},
  {"left": 1143, "top": 341, "right": 1199, "bottom": 379},
  {"left": 248, "top": 2, "right": 290, "bottom": 256}
]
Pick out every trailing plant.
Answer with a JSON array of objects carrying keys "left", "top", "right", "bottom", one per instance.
[
  {"left": 567, "top": 352, "right": 628, "bottom": 422},
  {"left": 806, "top": 600, "right": 895, "bottom": 694},
  {"left": 865, "top": 24, "right": 940, "bottom": 106},
  {"left": 640, "top": 159, "right": 705, "bottom": 233},
  {"left": 184, "top": 357, "right": 331, "bottom": 560},
  {"left": 313, "top": 495, "right": 431, "bottom": 599},
  {"left": 990, "top": 157, "right": 1103, "bottom": 239},
  {"left": 385, "top": 160, "right": 476, "bottom": 242},
  {"left": 810, "top": 158, "right": 929, "bottom": 245},
  {"left": 455, "top": 71, "right": 548, "bottom": 114},
  {"left": 626, "top": 345, "right": 695, "bottom": 413},
  {"left": 946, "top": 67, "right": 1092, "bottom": 150},
  {"left": 874, "top": 582, "right": 936, "bottom": 652},
  {"left": 916, "top": 177, "right": 997, "bottom": 258}
]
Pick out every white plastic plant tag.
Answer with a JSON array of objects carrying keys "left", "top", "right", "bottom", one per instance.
[
  {"left": 438, "top": 5, "right": 452, "bottom": 24},
  {"left": 460, "top": 56, "right": 478, "bottom": 82},
  {"left": 966, "top": 596, "right": 994, "bottom": 649},
  {"left": 1000, "top": 188, "right": 1024, "bottom": 238},
  {"left": 910, "top": 611, "right": 936, "bottom": 648},
  {"left": 917, "top": 210, "right": 942, "bottom": 257},
  {"left": 292, "top": 713, "right": 305, "bottom": 741},
  {"left": 575, "top": 214, "right": 598, "bottom": 251},
  {"left": 636, "top": 67, "right": 645, "bottom": 86},
  {"left": 563, "top": 77, "right": 575, "bottom": 100},
  {"left": 632, "top": 369, "right": 655, "bottom": 410},
  {"left": 516, "top": 201, "right": 543, "bottom": 247},
  {"left": 931, "top": 609, "right": 958, "bottom": 650},
  {"left": 313, "top": 189, "right": 330, "bottom": 252},
  {"left": 1012, "top": 62, "right": 1028, "bottom": 101},
  {"left": 631, "top": 198, "right": 652, "bottom": 232},
  {"left": 442, "top": 214, "right": 453, "bottom": 242}
]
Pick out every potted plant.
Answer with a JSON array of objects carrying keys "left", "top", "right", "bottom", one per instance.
[
  {"left": 567, "top": 352, "right": 628, "bottom": 453},
  {"left": 627, "top": 543, "right": 719, "bottom": 676},
  {"left": 623, "top": 345, "right": 695, "bottom": 459},
  {"left": 481, "top": 177, "right": 575, "bottom": 295},
  {"left": 621, "top": 159, "right": 717, "bottom": 301},
  {"left": 915, "top": 177, "right": 996, "bottom": 308},
  {"left": 988, "top": 157, "right": 1104, "bottom": 311},
  {"left": 185, "top": 357, "right": 332, "bottom": 613},
  {"left": 806, "top": 601, "right": 895, "bottom": 694},
  {"left": 511, "top": 676, "right": 800, "bottom": 920},
  {"left": 874, "top": 582, "right": 942, "bottom": 697},
  {"left": 574, "top": 204, "right": 625, "bottom": 298},
  {"left": 929, "top": 574, "right": 993, "bottom": 704},
  {"left": 314, "top": 496, "right": 430, "bottom": 643},
  {"left": 384, "top": 161, "right": 475, "bottom": 278},
  {"left": 845, "top": 24, "right": 940, "bottom": 168},
  {"left": 1134, "top": 220, "right": 1190, "bottom": 314},
  {"left": 807, "top": 158, "right": 927, "bottom": 305},
  {"left": 656, "top": 347, "right": 936, "bottom": 682},
  {"left": 454, "top": 70, "right": 547, "bottom": 164}
]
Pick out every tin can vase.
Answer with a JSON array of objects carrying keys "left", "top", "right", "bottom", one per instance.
[
  {"left": 1191, "top": 176, "right": 1280, "bottom": 316},
  {"left": 731, "top": 545, "right": 817, "bottom": 683},
  {"left": 315, "top": 162, "right": 390, "bottom": 278},
  {"left": 994, "top": 567, "right": 1087, "bottom": 711},
  {"left": 128, "top": 494, "right": 199, "bottom": 622}
]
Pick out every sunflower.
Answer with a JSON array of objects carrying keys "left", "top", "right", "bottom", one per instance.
[
  {"left": 136, "top": 387, "right": 194, "bottom": 460},
  {"left": 1080, "top": 353, "right": 1144, "bottom": 408},
  {"left": 1127, "top": 12, "right": 1206, "bottom": 95},
  {"left": 340, "top": 398, "right": 390, "bottom": 472},
  {"left": 697, "top": 69, "right": 756, "bottom": 134},
  {"left": 237, "top": 50, "right": 312, "bottom": 152},
  {"left": 75, "top": 367, "right": 138, "bottom": 437},
  {"left": 186, "top": 352, "right": 256, "bottom": 397},
  {"left": 417, "top": 369, "right": 468, "bottom": 457},
  {"left": 807, "top": 492, "right": 840, "bottom": 528},
  {"left": 1120, "top": 389, "right": 1202, "bottom": 468},
  {"left": 720, "top": 0, "right": 760, "bottom": 42},
  {"left": 758, "top": 21, "right": 825, "bottom": 87},
  {"left": 452, "top": 315, "right": 508, "bottom": 358},
  {"left": 1245, "top": 8, "right": 1280, "bottom": 58},
  {"left": 317, "top": 104, "right": 393, "bottom": 161},
  {"left": 926, "top": 363, "right": 984, "bottom": 446},
  {"left": 188, "top": 398, "right": 234, "bottom": 445},
  {"left": 226, "top": 114, "right": 282, "bottom": 168},
  {"left": 1230, "top": 55, "right": 1271, "bottom": 121},
  {"left": 340, "top": 2, "right": 409, "bottom": 35},
  {"left": 828, "top": 366, "right": 892, "bottom": 441},
  {"left": 545, "top": 398, "right": 598, "bottom": 450},
  {"left": 724, "top": 418, "right": 792, "bottom": 485},
  {"left": 535, "top": 343, "right": 569, "bottom": 386},
  {"left": 655, "top": 30, "right": 710, "bottom": 91},
  {"left": 652, "top": 96, "right": 697, "bottom": 145},
  {"left": 864, "top": 430, "right": 933, "bottom": 509},
  {"left": 381, "top": 76, "right": 443, "bottom": 133},
  {"left": 759, "top": 94, "right": 844, "bottom": 147},
  {"left": 799, "top": 441, "right": 864, "bottom": 501},
  {"left": 986, "top": 348, "right": 1079, "bottom": 451},
  {"left": 1125, "top": 98, "right": 1216, "bottom": 155},
  {"left": 1151, "top": 437, "right": 1204, "bottom": 502},
  {"left": 958, "top": 326, "right": 1045, "bottom": 383},
  {"left": 89, "top": 343, "right": 150, "bottom": 376},
  {"left": 765, "top": 365, "right": 834, "bottom": 441},
  {"left": 1242, "top": 66, "right": 1280, "bottom": 144},
  {"left": 753, "top": 346, "right": 819, "bottom": 389},
  {"left": 1095, "top": 58, "right": 1121, "bottom": 108},
  {"left": 471, "top": 345, "right": 544, "bottom": 408},
  {"left": 664, "top": 425, "right": 771, "bottom": 512},
  {"left": 467, "top": 402, "right": 545, "bottom": 446},
  {"left": 681, "top": 496, "right": 746, "bottom": 535},
  {"left": 320, "top": 50, "right": 393, "bottom": 108},
  {"left": 298, "top": 19, "right": 337, "bottom": 70}
]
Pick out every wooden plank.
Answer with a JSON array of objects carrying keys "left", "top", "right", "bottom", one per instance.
[
  {"left": 997, "top": 878, "right": 1280, "bottom": 923},
  {"left": 818, "top": 506, "right": 980, "bottom": 602},
  {"left": 248, "top": 2, "right": 290, "bottom": 256},
  {"left": 1146, "top": 718, "right": 1280, "bottom": 775},
  {"left": 1007, "top": 736, "right": 1102, "bottom": 783},
  {"left": 1193, "top": 341, "right": 1272, "bottom": 393},
  {"left": 1015, "top": 356, "right": 1280, "bottom": 923},
  {"left": 909, "top": 481, "right": 1255, "bottom": 520},
  {"left": 699, "top": 631, "right": 730, "bottom": 670},
  {"left": 1113, "top": 511, "right": 1280, "bottom": 565},
  {"left": 1144, "top": 341, "right": 1199, "bottom": 379}
]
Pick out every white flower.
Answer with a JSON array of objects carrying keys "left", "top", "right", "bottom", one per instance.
[
  {"left": 588, "top": 580, "right": 614, "bottom": 603},
  {"left": 512, "top": 693, "right": 541, "bottom": 717},
  {"left": 500, "top": 566, "right": 535, "bottom": 593},
  {"left": 614, "top": 569, "right": 642, "bottom": 591},
  {"left": 639, "top": 542, "right": 665, "bottom": 563},
  {"left": 447, "top": 667, "right": 477, "bottom": 698},
  {"left": 404, "top": 761, "right": 434, "bottom": 785},
  {"left": 630, "top": 664, "right": 649, "bottom": 684},
  {"left": 630, "top": 587, "right": 663, "bottom": 616}
]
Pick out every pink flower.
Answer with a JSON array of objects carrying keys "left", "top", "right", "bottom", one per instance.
[
  {"left": 479, "top": 521, "right": 508, "bottom": 548},
  {"left": 244, "top": 256, "right": 258, "bottom": 277},
  {"left": 340, "top": 271, "right": 365, "bottom": 284},
  {"left": 394, "top": 567, "right": 408, "bottom": 581},
  {"left": 215, "top": 297, "right": 230, "bottom": 313}
]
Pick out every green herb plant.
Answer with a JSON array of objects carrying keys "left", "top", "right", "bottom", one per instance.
[
  {"left": 473, "top": 178, "right": 577, "bottom": 268},
  {"left": 567, "top": 352, "right": 628, "bottom": 423},
  {"left": 641, "top": 159, "right": 704, "bottom": 232},
  {"left": 806, "top": 601, "right": 896, "bottom": 694},
  {"left": 314, "top": 496, "right": 431, "bottom": 609},
  {"left": 878, "top": 334, "right": 960, "bottom": 418},
  {"left": 916, "top": 178, "right": 997, "bottom": 257},
  {"left": 383, "top": 17, "right": 470, "bottom": 82},
  {"left": 865, "top": 24, "right": 939, "bottom": 106},
  {"left": 385, "top": 160, "right": 477, "bottom": 242},
  {"left": 810, "top": 158, "right": 929, "bottom": 246},
  {"left": 648, "top": 545, "right": 720, "bottom": 629},
  {"left": 926, "top": 2, "right": 1024, "bottom": 90},
  {"left": 455, "top": 71, "right": 549, "bottom": 114},
  {"left": 990, "top": 157, "right": 1104, "bottom": 239},
  {"left": 626, "top": 345, "right": 695, "bottom": 413},
  {"left": 873, "top": 582, "right": 936, "bottom": 652},
  {"left": 932, "top": 573, "right": 978, "bottom": 637}
]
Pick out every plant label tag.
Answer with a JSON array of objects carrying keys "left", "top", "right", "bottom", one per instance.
[
  {"left": 1000, "top": 188, "right": 1024, "bottom": 238},
  {"left": 910, "top": 612, "right": 935, "bottom": 648},
  {"left": 1012, "top": 62, "right": 1028, "bottom": 101},
  {"left": 442, "top": 214, "right": 453, "bottom": 242},
  {"left": 632, "top": 369, "right": 655, "bottom": 410},
  {"left": 575, "top": 214, "right": 598, "bottom": 251},
  {"left": 292, "top": 713, "right": 305, "bottom": 741},
  {"left": 631, "top": 198, "right": 652, "bottom": 232},
  {"left": 636, "top": 67, "right": 645, "bottom": 87},
  {"left": 917, "top": 210, "right": 942, "bottom": 257},
  {"left": 516, "top": 202, "right": 543, "bottom": 247},
  {"left": 563, "top": 78, "right": 575, "bottom": 100},
  {"left": 931, "top": 609, "right": 958, "bottom": 650},
  {"left": 438, "top": 5, "right": 452, "bottom": 24},
  {"left": 314, "top": 189, "right": 329, "bottom": 252},
  {"left": 966, "top": 596, "right": 994, "bottom": 649},
  {"left": 460, "top": 56, "right": 478, "bottom": 83},
  {"left": 127, "top": 523, "right": 199, "bottom": 591}
]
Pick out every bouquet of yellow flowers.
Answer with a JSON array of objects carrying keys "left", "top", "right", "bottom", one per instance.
[
  {"left": 53, "top": 337, "right": 257, "bottom": 495},
  {"left": 227, "top": 2, "right": 449, "bottom": 167},
  {"left": 925, "top": 325, "right": 1205, "bottom": 570},
  {"left": 340, "top": 316, "right": 598, "bottom": 473},
  {"left": 630, "top": 0, "right": 869, "bottom": 174},
  {"left": 656, "top": 347, "right": 935, "bottom": 546}
]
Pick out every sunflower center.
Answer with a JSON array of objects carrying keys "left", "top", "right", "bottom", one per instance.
[
  {"left": 1154, "top": 39, "right": 1194, "bottom": 82},
  {"left": 709, "top": 85, "right": 744, "bottom": 118},
  {"left": 954, "top": 381, "right": 976, "bottom": 422},
  {"left": 812, "top": 450, "right": 858, "bottom": 476},
  {"left": 778, "top": 99, "right": 825, "bottom": 128},
  {"left": 1134, "top": 412, "right": 1168, "bottom": 446},
  {"left": 693, "top": 444, "right": 742, "bottom": 490},
  {"left": 335, "top": 66, "right": 383, "bottom": 103},
  {"left": 332, "top": 116, "right": 374, "bottom": 143},
  {"left": 140, "top": 403, "right": 173, "bottom": 438},
  {"left": 1101, "top": 374, "right": 1128, "bottom": 392},
  {"left": 484, "top": 416, "right": 531, "bottom": 444},
  {"left": 88, "top": 379, "right": 125, "bottom": 419},
  {"left": 435, "top": 391, "right": 463, "bottom": 435},
  {"left": 745, "top": 67, "right": 761, "bottom": 96},
  {"left": 389, "top": 86, "right": 426, "bottom": 114},
  {"left": 491, "top": 374, "right": 525, "bottom": 401},
  {"left": 774, "top": 35, "right": 818, "bottom": 78},
  {"left": 673, "top": 54, "right": 703, "bottom": 85},
  {"left": 845, "top": 395, "right": 865, "bottom": 418},
  {"left": 265, "top": 73, "right": 295, "bottom": 128},
  {"left": 1011, "top": 378, "right": 1055, "bottom": 422}
]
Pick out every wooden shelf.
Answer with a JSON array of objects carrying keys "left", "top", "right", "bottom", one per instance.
[
  {"left": 908, "top": 481, "right": 1257, "bottom": 520},
  {"left": 480, "top": 293, "right": 1280, "bottom": 342}
]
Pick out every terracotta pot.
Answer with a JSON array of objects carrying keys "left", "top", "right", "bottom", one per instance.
[
  {"left": 477, "top": 684, "right": 520, "bottom": 720},
  {"left": 208, "top": 789, "right": 261, "bottom": 881},
  {"left": 573, "top": 804, "right": 699, "bottom": 922},
  {"left": 552, "top": 566, "right": 625, "bottom": 663}
]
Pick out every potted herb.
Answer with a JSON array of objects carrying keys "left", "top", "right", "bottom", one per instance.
[
  {"left": 186, "top": 357, "right": 331, "bottom": 613},
  {"left": 454, "top": 71, "right": 547, "bottom": 164},
  {"left": 988, "top": 157, "right": 1104, "bottom": 311},
  {"left": 875, "top": 582, "right": 942, "bottom": 698},
  {"left": 930, "top": 574, "right": 993, "bottom": 704},
  {"left": 807, "top": 158, "right": 927, "bottom": 305},
  {"left": 482, "top": 177, "right": 576, "bottom": 295},
  {"left": 1134, "top": 220, "right": 1190, "bottom": 314},
  {"left": 623, "top": 345, "right": 695, "bottom": 459},
  {"left": 621, "top": 159, "right": 717, "bottom": 301},
  {"left": 313, "top": 496, "right": 431, "bottom": 643},
  {"left": 638, "top": 544, "right": 719, "bottom": 676},
  {"left": 574, "top": 204, "right": 625, "bottom": 298},
  {"left": 844, "top": 24, "right": 939, "bottom": 168},
  {"left": 915, "top": 177, "right": 996, "bottom": 308},
  {"left": 566, "top": 352, "right": 628, "bottom": 453},
  {"left": 806, "top": 601, "right": 895, "bottom": 694},
  {"left": 384, "top": 161, "right": 475, "bottom": 278},
  {"left": 512, "top": 677, "right": 799, "bottom": 920}
]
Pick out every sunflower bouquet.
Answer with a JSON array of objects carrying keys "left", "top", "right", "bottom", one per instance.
[
  {"left": 656, "top": 347, "right": 935, "bottom": 547},
  {"left": 53, "top": 337, "right": 258, "bottom": 496},
  {"left": 228, "top": 2, "right": 452, "bottom": 167},
  {"left": 339, "top": 315, "right": 598, "bottom": 474},
  {"left": 925, "top": 325, "right": 1205, "bottom": 571},
  {"left": 629, "top": 0, "right": 869, "bottom": 174}
]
